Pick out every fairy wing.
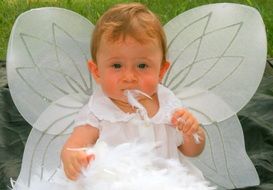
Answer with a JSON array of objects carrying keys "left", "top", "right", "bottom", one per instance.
[
  {"left": 7, "top": 8, "right": 95, "bottom": 187},
  {"left": 7, "top": 7, "right": 94, "bottom": 134},
  {"left": 163, "top": 3, "right": 266, "bottom": 189},
  {"left": 164, "top": 3, "right": 266, "bottom": 124}
]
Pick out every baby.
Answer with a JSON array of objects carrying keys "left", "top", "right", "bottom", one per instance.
[{"left": 61, "top": 2, "right": 205, "bottom": 181}]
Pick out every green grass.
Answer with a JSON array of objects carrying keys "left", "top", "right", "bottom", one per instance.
[{"left": 0, "top": 0, "right": 272, "bottom": 60}]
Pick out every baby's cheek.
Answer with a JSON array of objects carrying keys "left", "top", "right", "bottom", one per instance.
[
  {"left": 101, "top": 80, "right": 118, "bottom": 96},
  {"left": 139, "top": 77, "right": 159, "bottom": 94}
]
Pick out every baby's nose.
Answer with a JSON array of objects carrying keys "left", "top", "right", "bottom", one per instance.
[{"left": 123, "top": 69, "right": 137, "bottom": 82}]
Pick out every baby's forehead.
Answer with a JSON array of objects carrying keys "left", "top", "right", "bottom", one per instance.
[{"left": 102, "top": 33, "right": 160, "bottom": 46}]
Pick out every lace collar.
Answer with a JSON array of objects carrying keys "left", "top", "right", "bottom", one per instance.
[{"left": 88, "top": 84, "right": 182, "bottom": 124}]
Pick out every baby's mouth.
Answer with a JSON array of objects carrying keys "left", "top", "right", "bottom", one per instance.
[{"left": 123, "top": 89, "right": 152, "bottom": 101}]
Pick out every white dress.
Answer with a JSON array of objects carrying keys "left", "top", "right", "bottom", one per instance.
[
  {"left": 13, "top": 85, "right": 211, "bottom": 190},
  {"left": 75, "top": 84, "right": 204, "bottom": 179}
]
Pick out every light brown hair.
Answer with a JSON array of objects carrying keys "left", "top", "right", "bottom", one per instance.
[{"left": 91, "top": 2, "right": 167, "bottom": 64}]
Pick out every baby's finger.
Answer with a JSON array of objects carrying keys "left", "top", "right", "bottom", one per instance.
[
  {"left": 176, "top": 114, "right": 191, "bottom": 129},
  {"left": 185, "top": 122, "right": 199, "bottom": 135},
  {"left": 80, "top": 155, "right": 90, "bottom": 168},
  {"left": 81, "top": 153, "right": 95, "bottom": 168},
  {"left": 65, "top": 164, "right": 80, "bottom": 181},
  {"left": 174, "top": 109, "right": 187, "bottom": 116},
  {"left": 72, "top": 157, "right": 83, "bottom": 173},
  {"left": 177, "top": 117, "right": 186, "bottom": 127},
  {"left": 181, "top": 117, "right": 194, "bottom": 133},
  {"left": 171, "top": 109, "right": 187, "bottom": 125},
  {"left": 87, "top": 154, "right": 96, "bottom": 162}
]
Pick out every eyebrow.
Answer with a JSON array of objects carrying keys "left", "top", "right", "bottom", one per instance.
[
  {"left": 104, "top": 56, "right": 155, "bottom": 62},
  {"left": 101, "top": 57, "right": 122, "bottom": 62}
]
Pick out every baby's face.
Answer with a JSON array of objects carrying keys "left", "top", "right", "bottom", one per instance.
[{"left": 89, "top": 36, "right": 169, "bottom": 103}]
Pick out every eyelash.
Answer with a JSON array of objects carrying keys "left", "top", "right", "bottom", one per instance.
[
  {"left": 110, "top": 63, "right": 149, "bottom": 70},
  {"left": 137, "top": 63, "right": 148, "bottom": 69},
  {"left": 111, "top": 63, "right": 122, "bottom": 69}
]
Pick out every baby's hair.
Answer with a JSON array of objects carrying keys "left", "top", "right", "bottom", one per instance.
[{"left": 91, "top": 2, "right": 167, "bottom": 64}]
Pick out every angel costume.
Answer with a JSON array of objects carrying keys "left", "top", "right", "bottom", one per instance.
[
  {"left": 75, "top": 84, "right": 203, "bottom": 178},
  {"left": 12, "top": 85, "right": 214, "bottom": 190}
]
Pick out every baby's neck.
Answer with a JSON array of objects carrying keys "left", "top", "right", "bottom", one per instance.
[{"left": 111, "top": 93, "right": 159, "bottom": 118}]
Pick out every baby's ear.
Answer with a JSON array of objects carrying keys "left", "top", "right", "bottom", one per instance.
[
  {"left": 87, "top": 60, "right": 100, "bottom": 83},
  {"left": 159, "top": 61, "right": 170, "bottom": 81}
]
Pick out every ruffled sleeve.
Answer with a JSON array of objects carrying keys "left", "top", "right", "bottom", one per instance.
[{"left": 74, "top": 104, "right": 100, "bottom": 129}]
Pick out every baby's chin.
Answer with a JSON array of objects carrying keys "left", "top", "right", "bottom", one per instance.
[{"left": 109, "top": 96, "right": 129, "bottom": 104}]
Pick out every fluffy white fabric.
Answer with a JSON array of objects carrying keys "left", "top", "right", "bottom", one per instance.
[{"left": 13, "top": 141, "right": 214, "bottom": 190}]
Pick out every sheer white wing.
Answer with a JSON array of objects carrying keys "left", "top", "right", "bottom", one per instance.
[
  {"left": 164, "top": 3, "right": 266, "bottom": 125},
  {"left": 7, "top": 7, "right": 95, "bottom": 135},
  {"left": 191, "top": 115, "right": 259, "bottom": 189},
  {"left": 163, "top": 3, "right": 266, "bottom": 189},
  {"left": 14, "top": 95, "right": 89, "bottom": 187},
  {"left": 15, "top": 128, "right": 68, "bottom": 188},
  {"left": 7, "top": 8, "right": 95, "bottom": 188}
]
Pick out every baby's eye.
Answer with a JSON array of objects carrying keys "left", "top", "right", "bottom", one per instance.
[
  {"left": 111, "top": 63, "right": 122, "bottom": 69},
  {"left": 137, "top": 63, "right": 148, "bottom": 69}
]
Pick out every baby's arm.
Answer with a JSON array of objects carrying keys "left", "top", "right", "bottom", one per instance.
[
  {"left": 171, "top": 108, "right": 205, "bottom": 157},
  {"left": 61, "top": 124, "right": 99, "bottom": 180}
]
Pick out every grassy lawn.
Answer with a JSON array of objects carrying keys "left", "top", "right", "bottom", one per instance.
[{"left": 0, "top": 0, "right": 272, "bottom": 60}]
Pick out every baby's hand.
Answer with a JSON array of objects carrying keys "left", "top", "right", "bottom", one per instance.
[
  {"left": 61, "top": 147, "right": 95, "bottom": 180},
  {"left": 171, "top": 108, "right": 200, "bottom": 137}
]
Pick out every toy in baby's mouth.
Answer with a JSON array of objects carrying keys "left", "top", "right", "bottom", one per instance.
[{"left": 7, "top": 2, "right": 266, "bottom": 190}]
